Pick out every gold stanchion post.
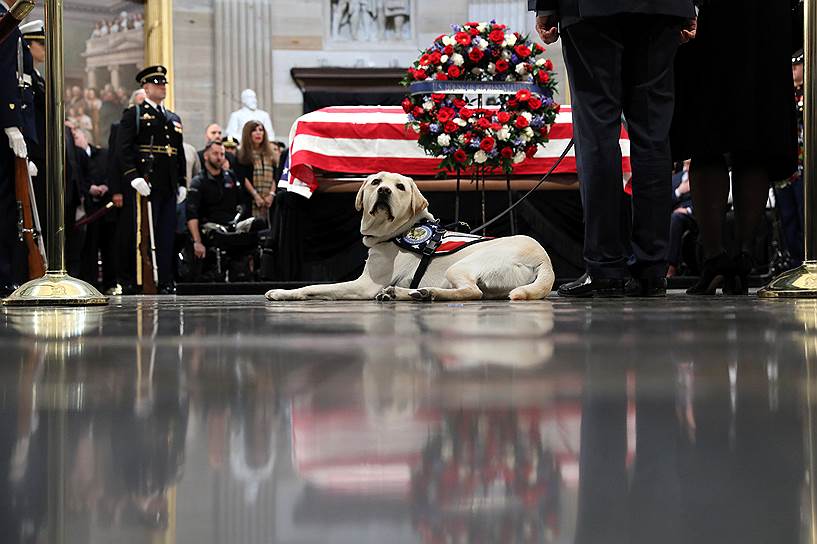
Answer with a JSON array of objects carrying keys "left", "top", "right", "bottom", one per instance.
[
  {"left": 760, "top": 0, "right": 817, "bottom": 297},
  {"left": 3, "top": 0, "right": 107, "bottom": 305}
]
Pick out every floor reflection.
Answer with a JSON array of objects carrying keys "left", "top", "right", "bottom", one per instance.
[{"left": 0, "top": 297, "right": 814, "bottom": 543}]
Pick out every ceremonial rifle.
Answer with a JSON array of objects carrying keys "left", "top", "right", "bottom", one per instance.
[
  {"left": 0, "top": 0, "right": 34, "bottom": 45},
  {"left": 14, "top": 37, "right": 46, "bottom": 279},
  {"left": 136, "top": 134, "right": 158, "bottom": 294}
]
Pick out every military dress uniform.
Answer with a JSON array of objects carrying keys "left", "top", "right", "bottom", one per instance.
[
  {"left": 0, "top": 4, "right": 37, "bottom": 293},
  {"left": 118, "top": 66, "right": 186, "bottom": 292}
]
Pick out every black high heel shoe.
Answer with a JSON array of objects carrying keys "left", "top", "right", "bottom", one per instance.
[
  {"left": 687, "top": 252, "right": 734, "bottom": 295},
  {"left": 723, "top": 252, "right": 752, "bottom": 295}
]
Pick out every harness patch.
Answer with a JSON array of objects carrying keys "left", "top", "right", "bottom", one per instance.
[{"left": 394, "top": 220, "right": 491, "bottom": 256}]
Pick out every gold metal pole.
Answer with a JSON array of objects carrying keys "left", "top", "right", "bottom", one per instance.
[
  {"left": 145, "top": 0, "right": 174, "bottom": 109},
  {"left": 760, "top": 0, "right": 817, "bottom": 297},
  {"left": 2, "top": 0, "right": 107, "bottom": 305}
]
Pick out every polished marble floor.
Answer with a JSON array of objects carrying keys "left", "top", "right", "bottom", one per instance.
[{"left": 0, "top": 294, "right": 816, "bottom": 543}]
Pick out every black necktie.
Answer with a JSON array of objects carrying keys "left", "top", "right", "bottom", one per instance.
[{"left": 157, "top": 105, "right": 165, "bottom": 118}]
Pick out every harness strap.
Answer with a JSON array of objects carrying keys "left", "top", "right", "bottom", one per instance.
[{"left": 409, "top": 226, "right": 444, "bottom": 289}]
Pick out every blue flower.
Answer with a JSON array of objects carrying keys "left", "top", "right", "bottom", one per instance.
[{"left": 430, "top": 123, "right": 441, "bottom": 134}]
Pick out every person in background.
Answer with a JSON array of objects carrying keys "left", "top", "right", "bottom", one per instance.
[
  {"left": 198, "top": 123, "right": 223, "bottom": 167},
  {"left": 235, "top": 121, "right": 275, "bottom": 222},
  {"left": 667, "top": 161, "right": 695, "bottom": 278},
  {"left": 222, "top": 136, "right": 239, "bottom": 171}
]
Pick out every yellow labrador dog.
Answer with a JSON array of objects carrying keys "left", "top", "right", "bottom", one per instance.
[{"left": 265, "top": 172, "right": 554, "bottom": 302}]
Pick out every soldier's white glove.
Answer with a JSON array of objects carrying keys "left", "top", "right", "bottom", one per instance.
[
  {"left": 176, "top": 185, "right": 187, "bottom": 204},
  {"left": 131, "top": 177, "right": 151, "bottom": 197},
  {"left": 4, "top": 127, "right": 27, "bottom": 159},
  {"left": 27, "top": 161, "right": 38, "bottom": 177}
]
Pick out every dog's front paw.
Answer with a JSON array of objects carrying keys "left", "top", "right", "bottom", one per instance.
[
  {"left": 409, "top": 288, "right": 432, "bottom": 301},
  {"left": 265, "top": 289, "right": 303, "bottom": 301},
  {"left": 375, "top": 286, "right": 396, "bottom": 302}
]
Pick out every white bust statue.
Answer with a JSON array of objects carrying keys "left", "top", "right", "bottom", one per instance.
[{"left": 225, "top": 89, "right": 276, "bottom": 143}]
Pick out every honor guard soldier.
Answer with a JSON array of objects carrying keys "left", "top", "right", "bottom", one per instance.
[
  {"left": 118, "top": 65, "right": 186, "bottom": 294},
  {"left": 19, "top": 20, "right": 46, "bottom": 235},
  {"left": 0, "top": 1, "right": 37, "bottom": 296}
]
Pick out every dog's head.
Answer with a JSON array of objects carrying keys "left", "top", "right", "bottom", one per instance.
[{"left": 355, "top": 172, "right": 428, "bottom": 242}]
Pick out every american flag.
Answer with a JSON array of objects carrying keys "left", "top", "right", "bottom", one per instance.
[{"left": 279, "top": 105, "right": 632, "bottom": 198}]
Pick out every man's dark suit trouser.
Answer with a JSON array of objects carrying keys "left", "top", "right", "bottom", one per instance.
[
  {"left": 150, "top": 191, "right": 176, "bottom": 286},
  {"left": 563, "top": 15, "right": 681, "bottom": 279}
]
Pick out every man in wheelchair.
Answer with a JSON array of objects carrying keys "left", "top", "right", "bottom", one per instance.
[{"left": 185, "top": 140, "right": 265, "bottom": 281}]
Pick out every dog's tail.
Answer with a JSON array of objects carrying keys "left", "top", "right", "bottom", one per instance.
[{"left": 509, "top": 253, "right": 555, "bottom": 301}]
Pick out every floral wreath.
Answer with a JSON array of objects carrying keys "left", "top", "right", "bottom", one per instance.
[{"left": 401, "top": 21, "right": 559, "bottom": 174}]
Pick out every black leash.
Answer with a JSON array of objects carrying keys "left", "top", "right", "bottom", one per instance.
[{"left": 468, "top": 138, "right": 575, "bottom": 235}]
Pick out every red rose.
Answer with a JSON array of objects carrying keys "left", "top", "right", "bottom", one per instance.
[
  {"left": 496, "top": 111, "right": 511, "bottom": 124},
  {"left": 501, "top": 147, "right": 514, "bottom": 159},
  {"left": 419, "top": 122, "right": 430, "bottom": 134},
  {"left": 454, "top": 149, "right": 467, "bottom": 163},
  {"left": 508, "top": 98, "right": 519, "bottom": 108},
  {"left": 528, "top": 97, "right": 543, "bottom": 110},
  {"left": 455, "top": 31, "right": 472, "bottom": 46},
  {"left": 402, "top": 98, "right": 413, "bottom": 113},
  {"left": 413, "top": 69, "right": 427, "bottom": 81},
  {"left": 453, "top": 98, "right": 466, "bottom": 108},
  {"left": 435, "top": 34, "right": 445, "bottom": 42},
  {"left": 429, "top": 51, "right": 442, "bottom": 64},
  {"left": 525, "top": 145, "right": 538, "bottom": 158},
  {"left": 419, "top": 54, "right": 430, "bottom": 66},
  {"left": 431, "top": 93, "right": 445, "bottom": 103},
  {"left": 412, "top": 107, "right": 424, "bottom": 118},
  {"left": 495, "top": 59, "right": 509, "bottom": 73},
  {"left": 435, "top": 73, "right": 448, "bottom": 80},
  {"left": 477, "top": 117, "right": 491, "bottom": 130},
  {"left": 469, "top": 28, "right": 480, "bottom": 36},
  {"left": 491, "top": 48, "right": 501, "bottom": 58},
  {"left": 466, "top": 21, "right": 479, "bottom": 27},
  {"left": 554, "top": 103, "right": 561, "bottom": 113},
  {"left": 514, "top": 45, "right": 532, "bottom": 58},
  {"left": 459, "top": 107, "right": 473, "bottom": 120},
  {"left": 489, "top": 29, "right": 505, "bottom": 44},
  {"left": 447, "top": 65, "right": 461, "bottom": 78},
  {"left": 544, "top": 59, "right": 554, "bottom": 71},
  {"left": 468, "top": 48, "right": 484, "bottom": 62},
  {"left": 444, "top": 45, "right": 454, "bottom": 55},
  {"left": 436, "top": 107, "right": 455, "bottom": 123},
  {"left": 515, "top": 116, "right": 530, "bottom": 129},
  {"left": 538, "top": 71, "right": 550, "bottom": 84},
  {"left": 490, "top": 122, "right": 502, "bottom": 131},
  {"left": 444, "top": 121, "right": 459, "bottom": 133},
  {"left": 515, "top": 89, "right": 531, "bottom": 102},
  {"left": 480, "top": 136, "right": 495, "bottom": 152}
]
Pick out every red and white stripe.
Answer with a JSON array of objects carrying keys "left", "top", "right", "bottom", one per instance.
[{"left": 280, "top": 105, "right": 632, "bottom": 198}]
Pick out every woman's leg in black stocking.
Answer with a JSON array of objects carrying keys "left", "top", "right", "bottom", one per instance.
[
  {"left": 730, "top": 154, "right": 770, "bottom": 254},
  {"left": 689, "top": 154, "right": 730, "bottom": 260}
]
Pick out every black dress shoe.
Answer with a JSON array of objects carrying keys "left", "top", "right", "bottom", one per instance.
[
  {"left": 158, "top": 283, "right": 176, "bottom": 295},
  {"left": 625, "top": 277, "right": 667, "bottom": 297},
  {"left": 557, "top": 273, "right": 626, "bottom": 298}
]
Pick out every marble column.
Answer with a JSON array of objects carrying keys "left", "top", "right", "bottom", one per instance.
[
  {"left": 86, "top": 67, "right": 97, "bottom": 89},
  {"left": 109, "top": 65, "right": 120, "bottom": 89},
  {"left": 214, "top": 0, "right": 274, "bottom": 132}
]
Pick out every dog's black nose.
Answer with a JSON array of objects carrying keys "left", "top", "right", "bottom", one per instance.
[{"left": 377, "top": 186, "right": 391, "bottom": 195}]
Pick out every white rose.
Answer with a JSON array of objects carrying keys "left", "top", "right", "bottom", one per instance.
[
  {"left": 458, "top": 135, "right": 467, "bottom": 144},
  {"left": 496, "top": 128, "right": 511, "bottom": 141},
  {"left": 487, "top": 63, "right": 496, "bottom": 75},
  {"left": 506, "top": 34, "right": 517, "bottom": 46},
  {"left": 505, "top": 75, "right": 515, "bottom": 81},
  {"left": 423, "top": 101, "right": 434, "bottom": 111},
  {"left": 437, "top": 133, "right": 451, "bottom": 146},
  {"left": 440, "top": 55, "right": 449, "bottom": 63},
  {"left": 442, "top": 36, "right": 455, "bottom": 46},
  {"left": 502, "top": 50, "right": 511, "bottom": 60},
  {"left": 477, "top": 38, "right": 488, "bottom": 51},
  {"left": 520, "top": 133, "right": 530, "bottom": 143},
  {"left": 513, "top": 152, "right": 526, "bottom": 164},
  {"left": 515, "top": 63, "right": 527, "bottom": 75},
  {"left": 451, "top": 53, "right": 464, "bottom": 66},
  {"left": 522, "top": 112, "right": 533, "bottom": 121},
  {"left": 474, "top": 150, "right": 488, "bottom": 164},
  {"left": 471, "top": 67, "right": 483, "bottom": 76},
  {"left": 468, "top": 118, "right": 476, "bottom": 124},
  {"left": 454, "top": 118, "right": 467, "bottom": 126},
  {"left": 524, "top": 127, "right": 534, "bottom": 137},
  {"left": 477, "top": 23, "right": 487, "bottom": 32},
  {"left": 536, "top": 58, "right": 546, "bottom": 67}
]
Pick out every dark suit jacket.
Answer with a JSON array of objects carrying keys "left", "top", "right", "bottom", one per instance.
[{"left": 527, "top": 0, "right": 696, "bottom": 27}]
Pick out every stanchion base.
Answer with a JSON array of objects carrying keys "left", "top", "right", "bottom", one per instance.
[
  {"left": 758, "top": 263, "right": 817, "bottom": 299},
  {"left": 2, "top": 272, "right": 109, "bottom": 306}
]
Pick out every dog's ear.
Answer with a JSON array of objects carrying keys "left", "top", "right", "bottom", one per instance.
[
  {"left": 356, "top": 174, "right": 375, "bottom": 211},
  {"left": 408, "top": 177, "right": 428, "bottom": 216}
]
